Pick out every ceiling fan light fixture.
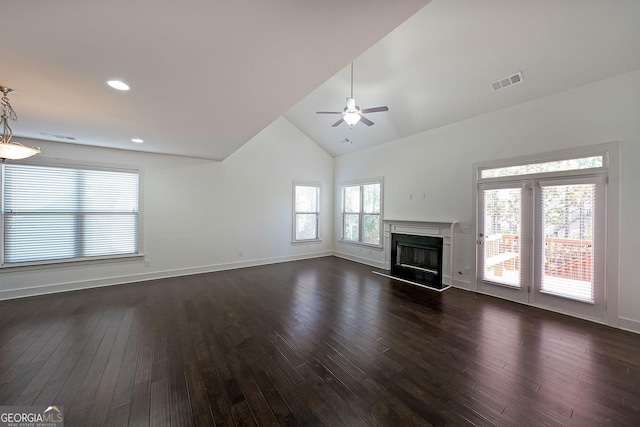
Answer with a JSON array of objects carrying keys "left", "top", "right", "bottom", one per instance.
[
  {"left": 315, "top": 62, "right": 388, "bottom": 129},
  {"left": 344, "top": 111, "right": 361, "bottom": 126},
  {"left": 0, "top": 86, "right": 41, "bottom": 162}
]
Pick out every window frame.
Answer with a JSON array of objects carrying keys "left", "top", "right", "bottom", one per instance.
[
  {"left": 0, "top": 157, "right": 144, "bottom": 270},
  {"left": 478, "top": 151, "right": 607, "bottom": 182},
  {"left": 472, "top": 142, "right": 620, "bottom": 327},
  {"left": 340, "top": 177, "right": 383, "bottom": 248},
  {"left": 292, "top": 181, "right": 321, "bottom": 244}
]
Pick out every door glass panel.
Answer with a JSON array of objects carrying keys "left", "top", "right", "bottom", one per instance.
[
  {"left": 540, "top": 183, "right": 596, "bottom": 302},
  {"left": 482, "top": 187, "right": 522, "bottom": 288}
]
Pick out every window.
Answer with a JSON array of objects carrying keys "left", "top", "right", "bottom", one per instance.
[
  {"left": 539, "top": 179, "right": 600, "bottom": 302},
  {"left": 341, "top": 179, "right": 382, "bottom": 246},
  {"left": 479, "top": 155, "right": 603, "bottom": 179},
  {"left": 1, "top": 162, "right": 140, "bottom": 266},
  {"left": 293, "top": 182, "right": 319, "bottom": 242}
]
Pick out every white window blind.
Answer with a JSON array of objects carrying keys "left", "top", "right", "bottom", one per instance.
[
  {"left": 2, "top": 163, "right": 139, "bottom": 265},
  {"left": 539, "top": 179, "right": 600, "bottom": 302}
]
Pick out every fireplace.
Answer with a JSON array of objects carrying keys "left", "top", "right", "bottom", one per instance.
[
  {"left": 391, "top": 233, "right": 444, "bottom": 289},
  {"left": 372, "top": 221, "right": 460, "bottom": 292}
]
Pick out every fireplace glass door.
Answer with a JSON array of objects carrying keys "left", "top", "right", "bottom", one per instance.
[
  {"left": 391, "top": 234, "right": 443, "bottom": 288},
  {"left": 396, "top": 244, "right": 439, "bottom": 275}
]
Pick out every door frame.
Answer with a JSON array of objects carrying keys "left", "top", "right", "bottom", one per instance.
[
  {"left": 477, "top": 180, "right": 531, "bottom": 305},
  {"left": 471, "top": 143, "right": 620, "bottom": 327},
  {"left": 530, "top": 174, "right": 607, "bottom": 321}
]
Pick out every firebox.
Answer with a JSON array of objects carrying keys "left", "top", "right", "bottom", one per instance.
[{"left": 391, "top": 233, "right": 444, "bottom": 289}]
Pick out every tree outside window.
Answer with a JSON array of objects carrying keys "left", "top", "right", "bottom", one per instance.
[
  {"left": 294, "top": 183, "right": 319, "bottom": 241},
  {"left": 342, "top": 180, "right": 382, "bottom": 246}
]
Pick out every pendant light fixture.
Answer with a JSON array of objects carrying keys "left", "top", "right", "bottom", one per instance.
[{"left": 0, "top": 86, "right": 41, "bottom": 162}]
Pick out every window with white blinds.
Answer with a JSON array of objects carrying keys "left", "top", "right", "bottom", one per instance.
[
  {"left": 539, "top": 178, "right": 601, "bottom": 303},
  {"left": 1, "top": 163, "right": 140, "bottom": 266}
]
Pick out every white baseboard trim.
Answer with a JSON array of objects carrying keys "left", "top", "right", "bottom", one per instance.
[
  {"left": 619, "top": 317, "right": 640, "bottom": 334},
  {"left": 452, "top": 278, "right": 472, "bottom": 290},
  {"left": 332, "top": 251, "right": 386, "bottom": 269},
  {"left": 0, "top": 251, "right": 333, "bottom": 301}
]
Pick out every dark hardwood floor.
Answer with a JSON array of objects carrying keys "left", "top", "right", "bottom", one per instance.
[{"left": 1, "top": 256, "right": 639, "bottom": 426}]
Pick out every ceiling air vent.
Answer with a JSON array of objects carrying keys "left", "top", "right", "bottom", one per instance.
[
  {"left": 491, "top": 72, "right": 524, "bottom": 92},
  {"left": 40, "top": 132, "right": 76, "bottom": 140}
]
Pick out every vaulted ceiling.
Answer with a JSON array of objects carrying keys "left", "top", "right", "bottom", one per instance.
[
  {"left": 285, "top": 0, "right": 640, "bottom": 156},
  {"left": 2, "top": 0, "right": 429, "bottom": 160},
  {"left": 4, "top": 0, "right": 640, "bottom": 160}
]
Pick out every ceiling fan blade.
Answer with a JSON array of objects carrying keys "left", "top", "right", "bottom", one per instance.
[
  {"left": 316, "top": 111, "right": 342, "bottom": 114},
  {"left": 332, "top": 118, "right": 345, "bottom": 127},
  {"left": 360, "top": 116, "right": 374, "bottom": 126},
  {"left": 360, "top": 106, "right": 389, "bottom": 114}
]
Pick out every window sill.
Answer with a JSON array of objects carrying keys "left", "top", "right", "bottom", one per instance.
[
  {"left": 1, "top": 253, "right": 145, "bottom": 273},
  {"left": 291, "top": 239, "right": 322, "bottom": 245},
  {"left": 338, "top": 240, "right": 383, "bottom": 250}
]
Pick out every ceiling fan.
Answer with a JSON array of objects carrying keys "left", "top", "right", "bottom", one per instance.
[{"left": 316, "top": 62, "right": 388, "bottom": 127}]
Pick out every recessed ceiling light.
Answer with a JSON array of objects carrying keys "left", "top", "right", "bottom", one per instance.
[
  {"left": 107, "top": 80, "right": 130, "bottom": 91},
  {"left": 131, "top": 138, "right": 144, "bottom": 143}
]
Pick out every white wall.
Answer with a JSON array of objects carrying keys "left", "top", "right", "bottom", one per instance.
[
  {"left": 334, "top": 69, "right": 640, "bottom": 333},
  {"left": 2, "top": 70, "right": 639, "bottom": 334},
  {"left": 0, "top": 117, "right": 334, "bottom": 299}
]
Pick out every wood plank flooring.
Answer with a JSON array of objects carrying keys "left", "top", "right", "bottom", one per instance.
[{"left": 1, "top": 256, "right": 639, "bottom": 426}]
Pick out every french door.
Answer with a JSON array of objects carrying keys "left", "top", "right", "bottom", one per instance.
[
  {"left": 477, "top": 181, "right": 531, "bottom": 304},
  {"left": 477, "top": 175, "right": 606, "bottom": 321}
]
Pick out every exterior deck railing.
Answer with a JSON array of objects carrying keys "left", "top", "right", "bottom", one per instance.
[{"left": 485, "top": 234, "right": 592, "bottom": 282}]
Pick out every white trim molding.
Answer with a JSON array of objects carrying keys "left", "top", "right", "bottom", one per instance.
[{"left": 383, "top": 220, "right": 465, "bottom": 288}]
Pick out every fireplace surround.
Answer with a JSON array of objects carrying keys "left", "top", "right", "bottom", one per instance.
[{"left": 374, "top": 221, "right": 460, "bottom": 291}]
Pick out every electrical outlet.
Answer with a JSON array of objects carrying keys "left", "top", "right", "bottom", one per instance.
[
  {"left": 464, "top": 267, "right": 470, "bottom": 275},
  {"left": 239, "top": 251, "right": 243, "bottom": 257},
  {"left": 144, "top": 260, "right": 150, "bottom": 267}
]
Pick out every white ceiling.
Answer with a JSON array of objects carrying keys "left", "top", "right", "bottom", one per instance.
[
  {"left": 4, "top": 0, "right": 640, "bottom": 160},
  {"left": 2, "top": 0, "right": 429, "bottom": 160},
  {"left": 285, "top": 0, "right": 640, "bottom": 156}
]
